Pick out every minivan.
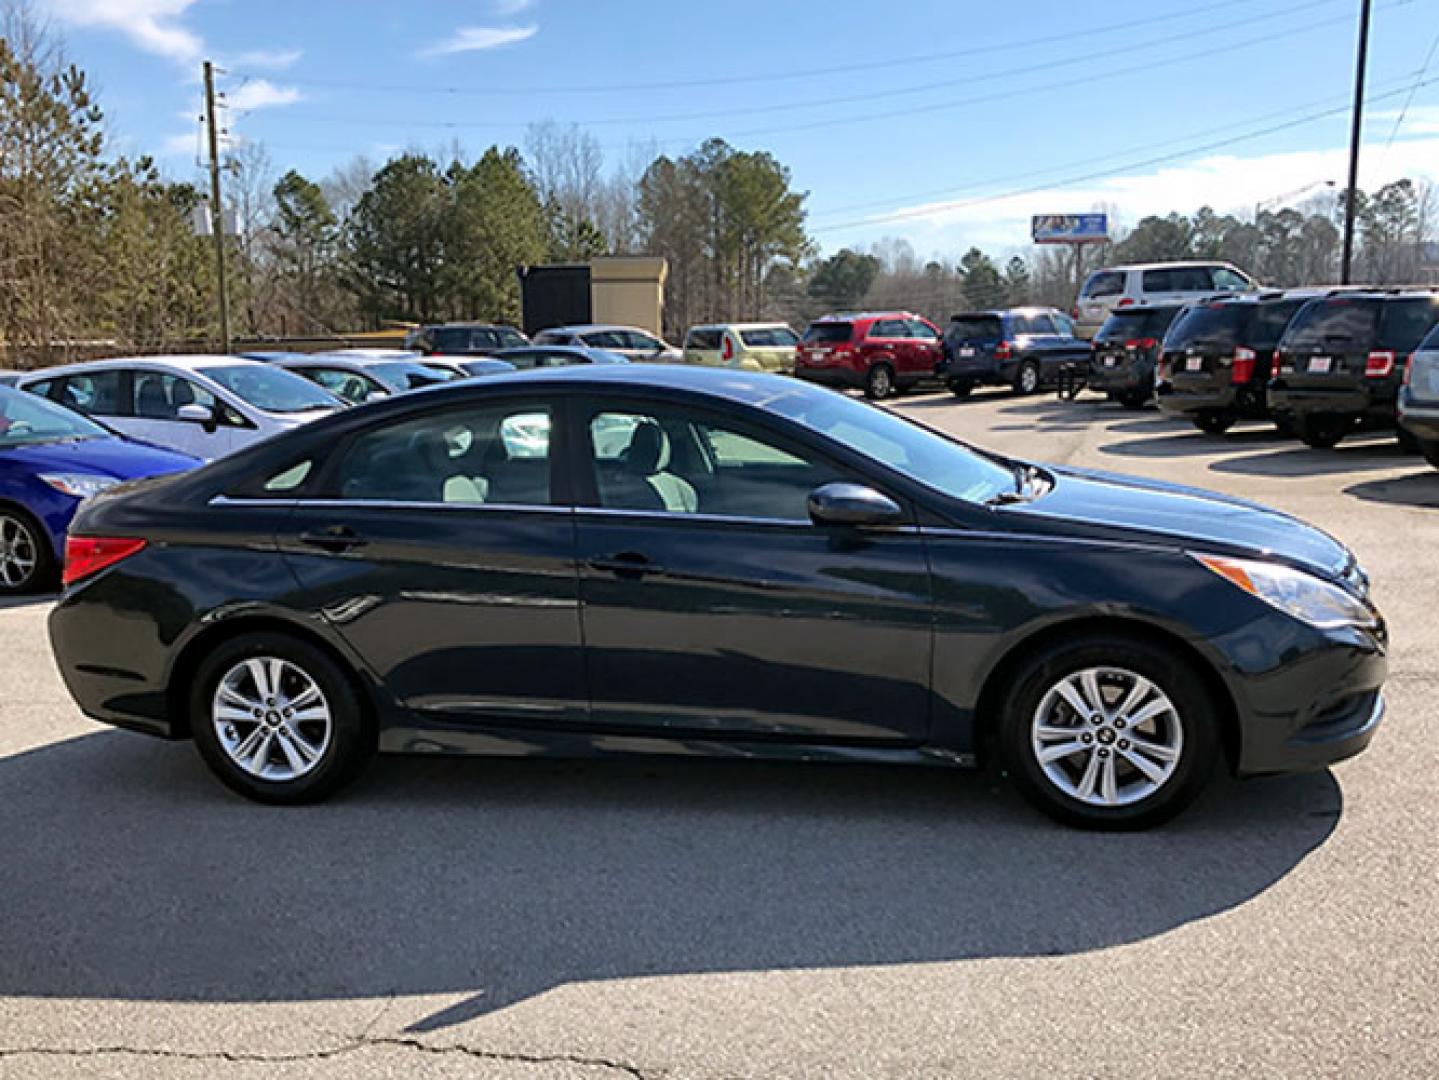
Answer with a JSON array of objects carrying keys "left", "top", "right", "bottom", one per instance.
[{"left": 1075, "top": 262, "right": 1258, "bottom": 338}]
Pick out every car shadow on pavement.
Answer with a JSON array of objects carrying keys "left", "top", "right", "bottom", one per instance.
[
  {"left": 0, "top": 731, "right": 1341, "bottom": 1031},
  {"left": 1099, "top": 428, "right": 1287, "bottom": 460},
  {"left": 0, "top": 592, "right": 56, "bottom": 612},
  {"left": 1344, "top": 471, "right": 1439, "bottom": 507},
  {"left": 1209, "top": 438, "right": 1415, "bottom": 478}
]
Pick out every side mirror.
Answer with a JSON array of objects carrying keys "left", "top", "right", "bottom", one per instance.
[
  {"left": 808, "top": 482, "right": 905, "bottom": 528},
  {"left": 176, "top": 403, "right": 217, "bottom": 431}
]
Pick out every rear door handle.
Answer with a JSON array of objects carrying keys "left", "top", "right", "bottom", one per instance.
[
  {"left": 298, "top": 525, "right": 367, "bottom": 553},
  {"left": 588, "top": 552, "right": 663, "bottom": 580}
]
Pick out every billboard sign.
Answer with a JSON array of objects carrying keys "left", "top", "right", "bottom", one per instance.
[{"left": 1032, "top": 213, "right": 1108, "bottom": 244}]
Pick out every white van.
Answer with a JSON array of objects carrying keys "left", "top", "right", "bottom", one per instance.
[
  {"left": 19, "top": 356, "right": 342, "bottom": 460},
  {"left": 1074, "top": 261, "right": 1258, "bottom": 338}
]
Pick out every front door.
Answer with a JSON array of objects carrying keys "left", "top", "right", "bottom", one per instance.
[
  {"left": 279, "top": 397, "right": 587, "bottom": 735},
  {"left": 127, "top": 371, "right": 237, "bottom": 459},
  {"left": 571, "top": 396, "right": 933, "bottom": 743}
]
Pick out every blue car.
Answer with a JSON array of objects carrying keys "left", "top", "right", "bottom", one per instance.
[{"left": 0, "top": 386, "right": 199, "bottom": 593}]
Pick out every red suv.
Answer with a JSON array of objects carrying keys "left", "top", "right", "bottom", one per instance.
[{"left": 794, "top": 312, "right": 944, "bottom": 399}]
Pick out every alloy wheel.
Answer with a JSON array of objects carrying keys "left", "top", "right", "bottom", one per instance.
[
  {"left": 212, "top": 657, "right": 333, "bottom": 781},
  {"left": 1030, "top": 666, "right": 1184, "bottom": 808},
  {"left": 1019, "top": 363, "right": 1039, "bottom": 394},
  {"left": 0, "top": 514, "right": 39, "bottom": 591},
  {"left": 868, "top": 366, "right": 893, "bottom": 399}
]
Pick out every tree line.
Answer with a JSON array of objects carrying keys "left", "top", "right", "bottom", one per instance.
[{"left": 1, "top": 10, "right": 1435, "bottom": 365}]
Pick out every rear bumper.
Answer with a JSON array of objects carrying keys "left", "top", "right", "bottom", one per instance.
[
  {"left": 1157, "top": 383, "right": 1239, "bottom": 416},
  {"left": 794, "top": 365, "right": 863, "bottom": 390},
  {"left": 1088, "top": 358, "right": 1153, "bottom": 392},
  {"left": 937, "top": 358, "right": 1004, "bottom": 386},
  {"left": 1397, "top": 390, "right": 1439, "bottom": 441},
  {"left": 49, "top": 595, "right": 179, "bottom": 739},
  {"left": 1268, "top": 381, "right": 1392, "bottom": 420}
]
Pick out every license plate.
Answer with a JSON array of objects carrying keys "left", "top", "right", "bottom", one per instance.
[
  {"left": 1309, "top": 356, "right": 1332, "bottom": 373},
  {"left": 959, "top": 346, "right": 975, "bottom": 358},
  {"left": 1103, "top": 356, "right": 1118, "bottom": 367},
  {"left": 1186, "top": 357, "right": 1203, "bottom": 372}
]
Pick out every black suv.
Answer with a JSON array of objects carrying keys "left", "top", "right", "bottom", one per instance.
[
  {"left": 937, "top": 307, "right": 1090, "bottom": 397},
  {"left": 404, "top": 322, "right": 530, "bottom": 356},
  {"left": 1156, "top": 291, "right": 1318, "bottom": 435},
  {"left": 1088, "top": 304, "right": 1186, "bottom": 408},
  {"left": 1268, "top": 290, "right": 1439, "bottom": 449}
]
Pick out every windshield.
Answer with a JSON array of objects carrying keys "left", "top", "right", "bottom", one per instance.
[
  {"left": 1282, "top": 298, "right": 1380, "bottom": 349},
  {"left": 761, "top": 382, "right": 1015, "bottom": 504},
  {"left": 197, "top": 365, "right": 339, "bottom": 414},
  {"left": 739, "top": 327, "right": 799, "bottom": 347},
  {"left": 0, "top": 385, "right": 111, "bottom": 448},
  {"left": 371, "top": 361, "right": 451, "bottom": 390}
]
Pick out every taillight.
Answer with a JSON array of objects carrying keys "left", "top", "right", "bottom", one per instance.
[
  {"left": 63, "top": 536, "right": 146, "bottom": 587},
  {"left": 1116, "top": 298, "right": 1136, "bottom": 308},
  {"left": 721, "top": 335, "right": 734, "bottom": 362},
  {"left": 1232, "top": 346, "right": 1257, "bottom": 384},
  {"left": 994, "top": 342, "right": 1012, "bottom": 361},
  {"left": 1070, "top": 305, "right": 1080, "bottom": 319},
  {"left": 1124, "top": 337, "right": 1158, "bottom": 351},
  {"left": 1403, "top": 355, "right": 1415, "bottom": 386},
  {"left": 1365, "top": 350, "right": 1396, "bottom": 378}
]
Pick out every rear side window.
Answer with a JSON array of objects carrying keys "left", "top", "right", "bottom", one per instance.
[
  {"left": 1282, "top": 300, "right": 1381, "bottom": 349},
  {"left": 430, "top": 327, "right": 473, "bottom": 353},
  {"left": 58, "top": 371, "right": 124, "bottom": 417},
  {"left": 1378, "top": 299, "right": 1439, "bottom": 351},
  {"left": 802, "top": 322, "right": 853, "bottom": 344},
  {"left": 739, "top": 327, "right": 799, "bottom": 347},
  {"left": 869, "top": 319, "right": 907, "bottom": 338},
  {"left": 1142, "top": 267, "right": 1214, "bottom": 293},
  {"left": 686, "top": 328, "right": 722, "bottom": 350},
  {"left": 1082, "top": 272, "right": 1125, "bottom": 299},
  {"left": 1016, "top": 314, "right": 1057, "bottom": 335},
  {"left": 946, "top": 316, "right": 1002, "bottom": 342}
]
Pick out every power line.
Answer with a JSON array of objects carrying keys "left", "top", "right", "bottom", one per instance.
[
  {"left": 1378, "top": 25, "right": 1439, "bottom": 159},
  {"left": 811, "top": 73, "right": 1439, "bottom": 235},
  {"left": 280, "top": 0, "right": 1273, "bottom": 98},
  {"left": 239, "top": 0, "right": 1376, "bottom": 140}
]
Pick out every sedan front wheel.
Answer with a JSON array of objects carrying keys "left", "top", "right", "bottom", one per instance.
[{"left": 999, "top": 634, "right": 1218, "bottom": 829}]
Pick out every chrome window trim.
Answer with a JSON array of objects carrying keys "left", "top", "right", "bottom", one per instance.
[{"left": 208, "top": 495, "right": 571, "bottom": 515}]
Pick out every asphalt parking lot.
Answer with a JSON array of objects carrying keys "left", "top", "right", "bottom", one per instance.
[{"left": 1, "top": 388, "right": 1436, "bottom": 1079}]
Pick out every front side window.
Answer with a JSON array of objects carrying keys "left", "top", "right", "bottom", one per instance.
[
  {"left": 739, "top": 327, "right": 799, "bottom": 347},
  {"left": 582, "top": 331, "right": 627, "bottom": 349},
  {"left": 585, "top": 404, "right": 845, "bottom": 521},
  {"left": 1212, "top": 267, "right": 1252, "bottom": 291},
  {"left": 620, "top": 330, "right": 665, "bottom": 351},
  {"left": 0, "top": 385, "right": 109, "bottom": 447},
  {"left": 133, "top": 372, "right": 217, "bottom": 419},
  {"left": 334, "top": 402, "right": 554, "bottom": 506},
  {"left": 906, "top": 319, "right": 940, "bottom": 341},
  {"left": 197, "top": 365, "right": 337, "bottom": 415},
  {"left": 58, "top": 371, "right": 123, "bottom": 417},
  {"left": 304, "top": 368, "right": 384, "bottom": 404}
]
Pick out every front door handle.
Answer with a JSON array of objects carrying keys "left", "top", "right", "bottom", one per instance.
[
  {"left": 298, "top": 525, "right": 367, "bottom": 553},
  {"left": 588, "top": 552, "right": 663, "bottom": 580}
]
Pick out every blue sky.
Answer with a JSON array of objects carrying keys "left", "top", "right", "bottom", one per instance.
[{"left": 44, "top": 0, "right": 1439, "bottom": 259}]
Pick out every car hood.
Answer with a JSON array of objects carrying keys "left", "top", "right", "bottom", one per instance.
[
  {"left": 1006, "top": 464, "right": 1352, "bottom": 580},
  {"left": 1, "top": 437, "right": 200, "bottom": 481}
]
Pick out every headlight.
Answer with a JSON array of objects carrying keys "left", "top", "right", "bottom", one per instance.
[
  {"left": 1192, "top": 553, "right": 1377, "bottom": 630},
  {"left": 39, "top": 472, "right": 120, "bottom": 500}
]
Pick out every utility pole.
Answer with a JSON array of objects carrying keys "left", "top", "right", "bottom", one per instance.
[
  {"left": 1340, "top": 0, "right": 1373, "bottom": 285},
  {"left": 203, "top": 60, "right": 231, "bottom": 352}
]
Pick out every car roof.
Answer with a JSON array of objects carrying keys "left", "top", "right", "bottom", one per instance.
[
  {"left": 950, "top": 307, "right": 1063, "bottom": 318},
  {"left": 318, "top": 349, "right": 422, "bottom": 359},
  {"left": 18, "top": 354, "right": 257, "bottom": 378},
  {"left": 1094, "top": 260, "right": 1245, "bottom": 272},
  {"left": 688, "top": 321, "right": 793, "bottom": 331},
  {"left": 812, "top": 311, "right": 920, "bottom": 323},
  {"left": 400, "top": 361, "right": 810, "bottom": 407},
  {"left": 540, "top": 324, "right": 654, "bottom": 334},
  {"left": 421, "top": 322, "right": 517, "bottom": 330}
]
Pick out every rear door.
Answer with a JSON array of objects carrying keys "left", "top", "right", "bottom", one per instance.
[
  {"left": 280, "top": 395, "right": 587, "bottom": 732},
  {"left": 868, "top": 319, "right": 908, "bottom": 374},
  {"left": 1139, "top": 266, "right": 1215, "bottom": 307}
]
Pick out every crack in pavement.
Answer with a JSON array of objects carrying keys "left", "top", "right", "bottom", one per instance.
[{"left": 0, "top": 1037, "right": 654, "bottom": 1078}]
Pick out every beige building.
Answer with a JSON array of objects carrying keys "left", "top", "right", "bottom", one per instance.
[{"left": 590, "top": 256, "right": 669, "bottom": 335}]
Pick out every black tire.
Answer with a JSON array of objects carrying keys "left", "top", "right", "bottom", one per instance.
[
  {"left": 1013, "top": 360, "right": 1041, "bottom": 396},
  {"left": 997, "top": 633, "right": 1219, "bottom": 830},
  {"left": 864, "top": 363, "right": 896, "bottom": 401},
  {"left": 0, "top": 505, "right": 55, "bottom": 595},
  {"left": 1193, "top": 411, "right": 1236, "bottom": 436},
  {"left": 190, "top": 632, "right": 375, "bottom": 804},
  {"left": 1297, "top": 414, "right": 1349, "bottom": 450},
  {"left": 947, "top": 379, "right": 974, "bottom": 399},
  {"left": 1118, "top": 388, "right": 1150, "bottom": 410},
  {"left": 1420, "top": 440, "right": 1439, "bottom": 470},
  {"left": 1396, "top": 426, "right": 1420, "bottom": 453},
  {"left": 1273, "top": 415, "right": 1296, "bottom": 438}
]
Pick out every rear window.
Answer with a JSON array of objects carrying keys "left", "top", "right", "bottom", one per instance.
[
  {"left": 1378, "top": 298, "right": 1439, "bottom": 351},
  {"left": 946, "top": 316, "right": 1003, "bottom": 343},
  {"left": 686, "top": 328, "right": 722, "bottom": 350},
  {"left": 803, "top": 322, "right": 853, "bottom": 344},
  {"left": 739, "top": 327, "right": 798, "bottom": 348},
  {"left": 1142, "top": 267, "right": 1214, "bottom": 293},
  {"left": 1164, "top": 305, "right": 1248, "bottom": 350},
  {"left": 1281, "top": 299, "right": 1381, "bottom": 349},
  {"left": 1096, "top": 307, "right": 1183, "bottom": 343},
  {"left": 1082, "top": 272, "right": 1125, "bottom": 299}
]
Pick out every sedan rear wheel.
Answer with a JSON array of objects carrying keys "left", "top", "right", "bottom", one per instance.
[
  {"left": 0, "top": 509, "right": 51, "bottom": 594},
  {"left": 191, "top": 633, "right": 373, "bottom": 803},
  {"left": 999, "top": 635, "right": 1218, "bottom": 829}
]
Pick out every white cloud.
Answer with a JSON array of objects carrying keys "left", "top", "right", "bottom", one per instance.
[
  {"left": 420, "top": 24, "right": 537, "bottom": 57},
  {"left": 230, "top": 47, "right": 303, "bottom": 71},
  {"left": 48, "top": 0, "right": 202, "bottom": 64},
  {"left": 489, "top": 0, "right": 536, "bottom": 13},
  {"left": 159, "top": 130, "right": 199, "bottom": 158},
  {"left": 225, "top": 79, "right": 302, "bottom": 111},
  {"left": 842, "top": 135, "right": 1439, "bottom": 253}
]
